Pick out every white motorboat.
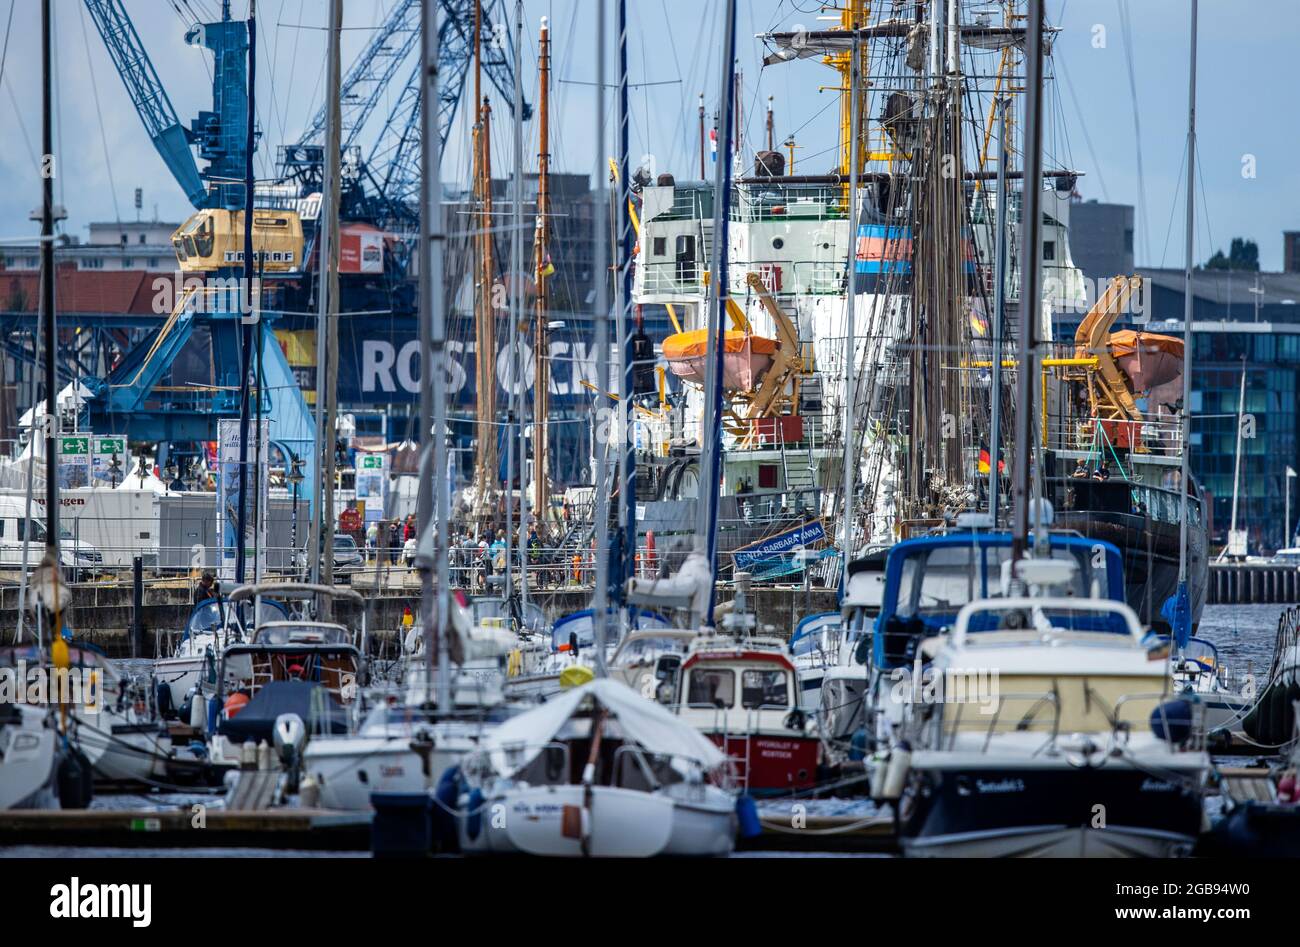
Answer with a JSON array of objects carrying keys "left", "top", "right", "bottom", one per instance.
[
  {"left": 201, "top": 584, "right": 366, "bottom": 771},
  {"left": 455, "top": 678, "right": 736, "bottom": 857},
  {"left": 0, "top": 702, "right": 60, "bottom": 810},
  {"left": 895, "top": 595, "right": 1210, "bottom": 858},
  {"left": 154, "top": 594, "right": 289, "bottom": 717}
]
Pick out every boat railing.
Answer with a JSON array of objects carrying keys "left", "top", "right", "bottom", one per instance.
[
  {"left": 731, "top": 183, "right": 849, "bottom": 223},
  {"left": 1045, "top": 415, "right": 1185, "bottom": 460},
  {"left": 1114, "top": 691, "right": 1206, "bottom": 751},
  {"left": 638, "top": 256, "right": 846, "bottom": 298}
]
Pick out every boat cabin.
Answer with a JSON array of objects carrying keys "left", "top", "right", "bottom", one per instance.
[
  {"left": 874, "top": 532, "right": 1127, "bottom": 672},
  {"left": 668, "top": 636, "right": 818, "bottom": 792}
]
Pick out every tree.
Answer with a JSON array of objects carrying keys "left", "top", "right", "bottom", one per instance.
[{"left": 1204, "top": 237, "right": 1260, "bottom": 272}]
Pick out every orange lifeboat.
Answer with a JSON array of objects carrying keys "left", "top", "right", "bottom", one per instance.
[{"left": 662, "top": 329, "right": 777, "bottom": 392}]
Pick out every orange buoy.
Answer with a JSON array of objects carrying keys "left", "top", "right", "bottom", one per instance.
[{"left": 223, "top": 692, "right": 250, "bottom": 719}]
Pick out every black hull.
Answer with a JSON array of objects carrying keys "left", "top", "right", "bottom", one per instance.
[
  {"left": 901, "top": 766, "right": 1204, "bottom": 858},
  {"left": 1054, "top": 510, "right": 1207, "bottom": 634}
]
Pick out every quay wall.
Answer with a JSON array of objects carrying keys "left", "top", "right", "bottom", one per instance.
[{"left": 0, "top": 579, "right": 836, "bottom": 658}]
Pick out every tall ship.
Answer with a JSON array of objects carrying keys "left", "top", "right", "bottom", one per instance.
[{"left": 623, "top": 0, "right": 1202, "bottom": 607}]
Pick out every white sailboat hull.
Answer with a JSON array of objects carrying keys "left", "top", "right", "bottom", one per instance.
[
  {"left": 461, "top": 784, "right": 675, "bottom": 857},
  {"left": 0, "top": 706, "right": 60, "bottom": 810}
]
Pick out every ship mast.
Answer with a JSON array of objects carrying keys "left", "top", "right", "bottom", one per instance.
[
  {"left": 532, "top": 17, "right": 551, "bottom": 524},
  {"left": 472, "top": 2, "right": 498, "bottom": 517},
  {"left": 1172, "top": 0, "right": 1198, "bottom": 644}
]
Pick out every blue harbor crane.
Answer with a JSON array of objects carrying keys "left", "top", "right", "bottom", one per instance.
[
  {"left": 78, "top": 0, "right": 313, "bottom": 495},
  {"left": 60, "top": 0, "right": 527, "bottom": 520}
]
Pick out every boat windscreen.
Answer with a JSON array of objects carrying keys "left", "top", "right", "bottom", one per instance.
[{"left": 895, "top": 544, "right": 1112, "bottom": 619}]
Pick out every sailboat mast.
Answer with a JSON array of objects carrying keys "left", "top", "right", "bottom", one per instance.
[
  {"left": 617, "top": 0, "right": 636, "bottom": 611},
  {"left": 234, "top": 0, "right": 257, "bottom": 586},
  {"left": 842, "top": 27, "right": 861, "bottom": 565},
  {"left": 511, "top": 0, "right": 528, "bottom": 604},
  {"left": 39, "top": 0, "right": 57, "bottom": 562},
  {"left": 1177, "top": 0, "right": 1199, "bottom": 581},
  {"left": 591, "top": 0, "right": 610, "bottom": 674},
  {"left": 988, "top": 96, "right": 1010, "bottom": 525},
  {"left": 1012, "top": 0, "right": 1045, "bottom": 564},
  {"left": 473, "top": 2, "right": 498, "bottom": 513},
  {"left": 418, "top": 0, "right": 442, "bottom": 705},
  {"left": 533, "top": 18, "right": 551, "bottom": 524},
  {"left": 695, "top": 0, "right": 738, "bottom": 627}
]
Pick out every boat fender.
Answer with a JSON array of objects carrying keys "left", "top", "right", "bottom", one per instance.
[
  {"left": 434, "top": 765, "right": 462, "bottom": 812},
  {"left": 880, "top": 742, "right": 911, "bottom": 800},
  {"left": 432, "top": 766, "right": 463, "bottom": 850},
  {"left": 187, "top": 690, "right": 206, "bottom": 730},
  {"left": 465, "top": 787, "right": 485, "bottom": 841},
  {"left": 155, "top": 680, "right": 174, "bottom": 719},
  {"left": 868, "top": 750, "right": 889, "bottom": 798},
  {"left": 848, "top": 728, "right": 870, "bottom": 762},
  {"left": 57, "top": 748, "right": 94, "bottom": 810},
  {"left": 1149, "top": 698, "right": 1195, "bottom": 744},
  {"left": 735, "top": 794, "right": 763, "bottom": 839},
  {"left": 206, "top": 695, "right": 220, "bottom": 735},
  {"left": 299, "top": 775, "right": 321, "bottom": 808}
]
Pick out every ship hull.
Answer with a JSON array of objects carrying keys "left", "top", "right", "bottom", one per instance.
[{"left": 1054, "top": 510, "right": 1207, "bottom": 634}]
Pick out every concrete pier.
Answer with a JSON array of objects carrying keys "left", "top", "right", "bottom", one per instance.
[{"left": 1208, "top": 563, "right": 1300, "bottom": 605}]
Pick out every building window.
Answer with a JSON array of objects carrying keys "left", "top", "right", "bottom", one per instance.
[
  {"left": 83, "top": 258, "right": 103, "bottom": 269},
  {"left": 139, "top": 234, "right": 147, "bottom": 244},
  {"left": 122, "top": 258, "right": 133, "bottom": 269},
  {"left": 148, "top": 258, "right": 159, "bottom": 268},
  {"left": 1124, "top": 229, "right": 1134, "bottom": 253}
]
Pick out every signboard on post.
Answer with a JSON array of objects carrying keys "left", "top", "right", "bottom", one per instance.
[
  {"left": 57, "top": 435, "right": 90, "bottom": 490},
  {"left": 355, "top": 452, "right": 388, "bottom": 524},
  {"left": 91, "top": 435, "right": 128, "bottom": 487},
  {"left": 731, "top": 520, "right": 829, "bottom": 580},
  {"left": 216, "top": 419, "right": 270, "bottom": 581}
]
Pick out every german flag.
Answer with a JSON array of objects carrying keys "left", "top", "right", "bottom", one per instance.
[{"left": 978, "top": 446, "right": 1005, "bottom": 475}]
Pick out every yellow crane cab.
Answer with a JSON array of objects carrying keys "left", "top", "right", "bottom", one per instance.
[{"left": 171, "top": 208, "right": 304, "bottom": 274}]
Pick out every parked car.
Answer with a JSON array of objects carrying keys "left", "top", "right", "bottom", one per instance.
[{"left": 294, "top": 534, "right": 364, "bottom": 575}]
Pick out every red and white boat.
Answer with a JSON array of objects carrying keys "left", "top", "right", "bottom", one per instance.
[{"left": 668, "top": 635, "right": 819, "bottom": 795}]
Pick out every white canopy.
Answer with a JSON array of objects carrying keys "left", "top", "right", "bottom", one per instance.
[{"left": 483, "top": 678, "right": 726, "bottom": 776}]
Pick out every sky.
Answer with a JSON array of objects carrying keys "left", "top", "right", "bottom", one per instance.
[{"left": 0, "top": 0, "right": 1296, "bottom": 270}]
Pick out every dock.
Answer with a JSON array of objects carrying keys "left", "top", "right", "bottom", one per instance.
[
  {"left": 1208, "top": 562, "right": 1300, "bottom": 605},
  {"left": 0, "top": 809, "right": 372, "bottom": 851}
]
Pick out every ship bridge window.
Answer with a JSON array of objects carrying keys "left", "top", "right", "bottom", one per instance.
[
  {"left": 1043, "top": 240, "right": 1056, "bottom": 261},
  {"left": 652, "top": 236, "right": 666, "bottom": 257},
  {"left": 194, "top": 217, "right": 214, "bottom": 258},
  {"left": 687, "top": 668, "right": 734, "bottom": 708},
  {"left": 741, "top": 669, "right": 789, "bottom": 709}
]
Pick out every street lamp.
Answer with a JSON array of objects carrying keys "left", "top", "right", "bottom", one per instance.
[{"left": 287, "top": 456, "right": 305, "bottom": 574}]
